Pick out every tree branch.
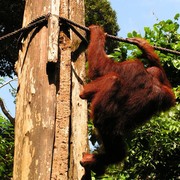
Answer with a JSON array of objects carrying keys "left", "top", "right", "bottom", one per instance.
[
  {"left": 0, "top": 78, "right": 18, "bottom": 89},
  {"left": 0, "top": 98, "right": 15, "bottom": 126}
]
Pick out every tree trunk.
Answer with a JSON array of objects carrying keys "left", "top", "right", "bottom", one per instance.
[
  {"left": 69, "top": 1, "right": 89, "bottom": 179},
  {"left": 50, "top": 1, "right": 71, "bottom": 179},
  {"left": 13, "top": 0, "right": 88, "bottom": 179},
  {"left": 51, "top": 0, "right": 89, "bottom": 180},
  {"left": 13, "top": 1, "right": 57, "bottom": 179}
]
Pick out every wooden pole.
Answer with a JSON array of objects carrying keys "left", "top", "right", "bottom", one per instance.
[
  {"left": 13, "top": 0, "right": 88, "bottom": 179},
  {"left": 13, "top": 1, "right": 57, "bottom": 179},
  {"left": 69, "top": 0, "right": 89, "bottom": 179},
  {"left": 51, "top": 0, "right": 89, "bottom": 179}
]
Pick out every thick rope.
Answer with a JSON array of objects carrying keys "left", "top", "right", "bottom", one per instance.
[
  {"left": 0, "top": 14, "right": 50, "bottom": 41},
  {"left": 0, "top": 13, "right": 179, "bottom": 55},
  {"left": 60, "top": 16, "right": 180, "bottom": 55}
]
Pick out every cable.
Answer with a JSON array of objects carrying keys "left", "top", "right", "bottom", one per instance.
[{"left": 0, "top": 13, "right": 179, "bottom": 55}]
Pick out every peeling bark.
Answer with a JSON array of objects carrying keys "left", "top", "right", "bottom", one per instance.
[
  {"left": 13, "top": 1, "right": 57, "bottom": 179},
  {"left": 51, "top": 1, "right": 89, "bottom": 180},
  {"left": 69, "top": 0, "right": 89, "bottom": 179},
  {"left": 13, "top": 0, "right": 88, "bottom": 179}
]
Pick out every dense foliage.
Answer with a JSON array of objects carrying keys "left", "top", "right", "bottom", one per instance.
[{"left": 0, "top": 115, "right": 14, "bottom": 179}]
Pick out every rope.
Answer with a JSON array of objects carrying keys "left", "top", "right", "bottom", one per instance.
[
  {"left": 0, "top": 14, "right": 50, "bottom": 41},
  {"left": 106, "top": 34, "right": 180, "bottom": 55},
  {"left": 60, "top": 16, "right": 180, "bottom": 55},
  {"left": 0, "top": 13, "right": 179, "bottom": 55}
]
